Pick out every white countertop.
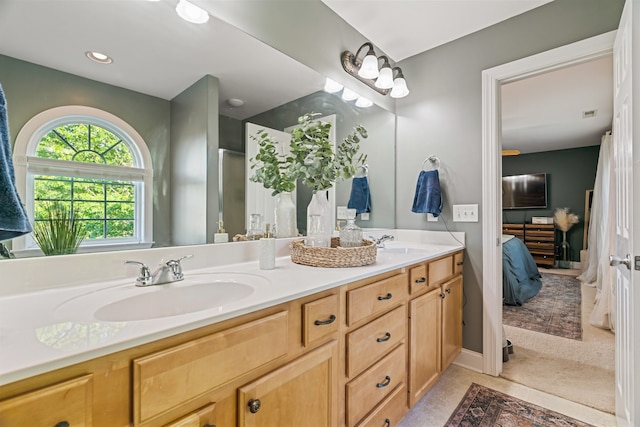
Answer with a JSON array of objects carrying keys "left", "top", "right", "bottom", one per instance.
[{"left": 0, "top": 230, "right": 463, "bottom": 386}]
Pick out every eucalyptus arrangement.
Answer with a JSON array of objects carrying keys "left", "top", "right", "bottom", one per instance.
[
  {"left": 249, "top": 130, "right": 297, "bottom": 196},
  {"left": 33, "top": 202, "right": 86, "bottom": 256},
  {"left": 289, "top": 113, "right": 368, "bottom": 192}
]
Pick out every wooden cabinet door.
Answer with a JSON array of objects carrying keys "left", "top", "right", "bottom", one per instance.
[
  {"left": 441, "top": 275, "right": 463, "bottom": 371},
  {"left": 164, "top": 403, "right": 216, "bottom": 427},
  {"left": 238, "top": 341, "right": 338, "bottom": 427},
  {"left": 408, "top": 289, "right": 441, "bottom": 407}
]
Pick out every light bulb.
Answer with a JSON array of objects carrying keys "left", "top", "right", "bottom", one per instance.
[
  {"left": 355, "top": 97, "right": 373, "bottom": 108},
  {"left": 176, "top": 0, "right": 209, "bottom": 24},
  {"left": 375, "top": 66, "right": 394, "bottom": 89}
]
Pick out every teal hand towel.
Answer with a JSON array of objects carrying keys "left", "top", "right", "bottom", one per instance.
[{"left": 411, "top": 170, "right": 443, "bottom": 217}]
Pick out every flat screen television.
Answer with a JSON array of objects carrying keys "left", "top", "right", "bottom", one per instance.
[{"left": 502, "top": 173, "right": 548, "bottom": 209}]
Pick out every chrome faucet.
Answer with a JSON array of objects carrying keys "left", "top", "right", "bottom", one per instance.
[
  {"left": 369, "top": 234, "right": 395, "bottom": 248},
  {"left": 125, "top": 255, "right": 193, "bottom": 287}
]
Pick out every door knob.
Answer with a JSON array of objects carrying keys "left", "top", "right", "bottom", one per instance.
[{"left": 609, "top": 254, "right": 631, "bottom": 270}]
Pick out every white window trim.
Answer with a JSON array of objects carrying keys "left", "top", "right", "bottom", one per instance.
[{"left": 12, "top": 106, "right": 153, "bottom": 256}]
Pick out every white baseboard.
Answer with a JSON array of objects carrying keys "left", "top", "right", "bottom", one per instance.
[{"left": 453, "top": 348, "right": 484, "bottom": 373}]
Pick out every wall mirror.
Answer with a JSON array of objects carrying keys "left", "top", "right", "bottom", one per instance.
[{"left": 0, "top": 0, "right": 396, "bottom": 261}]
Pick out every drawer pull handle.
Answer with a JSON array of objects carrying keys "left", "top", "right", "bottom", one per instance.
[
  {"left": 414, "top": 277, "right": 426, "bottom": 283},
  {"left": 377, "top": 292, "right": 393, "bottom": 301},
  {"left": 248, "top": 398, "right": 262, "bottom": 413},
  {"left": 314, "top": 314, "right": 336, "bottom": 326},
  {"left": 456, "top": 261, "right": 464, "bottom": 266},
  {"left": 376, "top": 332, "right": 391, "bottom": 342},
  {"left": 55, "top": 423, "right": 70, "bottom": 427},
  {"left": 384, "top": 418, "right": 391, "bottom": 427},
  {"left": 376, "top": 375, "right": 391, "bottom": 388}
]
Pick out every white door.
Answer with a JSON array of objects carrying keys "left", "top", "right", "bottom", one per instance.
[
  {"left": 611, "top": 1, "right": 638, "bottom": 425},
  {"left": 245, "top": 123, "right": 293, "bottom": 233}
]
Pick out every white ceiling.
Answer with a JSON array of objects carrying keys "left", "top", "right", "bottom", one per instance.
[{"left": 0, "top": 0, "right": 613, "bottom": 153}]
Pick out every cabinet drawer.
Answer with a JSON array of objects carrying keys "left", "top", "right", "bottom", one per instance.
[
  {"left": 355, "top": 384, "right": 407, "bottom": 427},
  {"left": 133, "top": 311, "right": 288, "bottom": 425},
  {"left": 303, "top": 294, "right": 339, "bottom": 347},
  {"left": 346, "top": 344, "right": 406, "bottom": 427},
  {"left": 347, "top": 273, "right": 407, "bottom": 325},
  {"left": 428, "top": 256, "right": 453, "bottom": 287},
  {"left": 164, "top": 403, "right": 216, "bottom": 427},
  {"left": 347, "top": 305, "right": 406, "bottom": 378},
  {"left": 409, "top": 264, "right": 429, "bottom": 294},
  {"left": 453, "top": 252, "right": 464, "bottom": 275},
  {"left": 0, "top": 374, "right": 93, "bottom": 427}
]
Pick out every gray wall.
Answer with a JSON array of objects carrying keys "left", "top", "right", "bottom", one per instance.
[
  {"left": 502, "top": 146, "right": 600, "bottom": 262},
  {"left": 0, "top": 54, "right": 173, "bottom": 247},
  {"left": 170, "top": 75, "right": 220, "bottom": 246},
  {"left": 246, "top": 91, "right": 396, "bottom": 233},
  {"left": 394, "top": 0, "right": 624, "bottom": 352}
]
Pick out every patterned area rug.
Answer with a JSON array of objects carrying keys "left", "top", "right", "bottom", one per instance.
[
  {"left": 444, "top": 383, "right": 594, "bottom": 426},
  {"left": 503, "top": 272, "right": 582, "bottom": 340}
]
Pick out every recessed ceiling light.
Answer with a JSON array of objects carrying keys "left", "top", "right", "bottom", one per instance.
[
  {"left": 176, "top": 0, "right": 209, "bottom": 24},
  {"left": 85, "top": 51, "right": 112, "bottom": 64},
  {"left": 226, "top": 98, "right": 245, "bottom": 108}
]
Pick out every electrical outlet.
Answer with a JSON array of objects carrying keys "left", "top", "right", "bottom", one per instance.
[
  {"left": 337, "top": 206, "right": 348, "bottom": 220},
  {"left": 360, "top": 212, "right": 370, "bottom": 221},
  {"left": 453, "top": 204, "right": 479, "bottom": 222},
  {"left": 427, "top": 213, "right": 438, "bottom": 222}
]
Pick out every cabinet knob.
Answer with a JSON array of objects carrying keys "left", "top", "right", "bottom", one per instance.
[
  {"left": 377, "top": 292, "right": 393, "bottom": 301},
  {"left": 314, "top": 314, "right": 336, "bottom": 326},
  {"left": 376, "top": 375, "right": 391, "bottom": 388},
  {"left": 376, "top": 332, "right": 391, "bottom": 343},
  {"left": 384, "top": 418, "right": 391, "bottom": 427},
  {"left": 204, "top": 424, "right": 216, "bottom": 427},
  {"left": 440, "top": 293, "right": 446, "bottom": 299},
  {"left": 248, "top": 398, "right": 262, "bottom": 413},
  {"left": 55, "top": 423, "right": 69, "bottom": 427},
  {"left": 445, "top": 288, "right": 451, "bottom": 294},
  {"left": 414, "top": 277, "right": 426, "bottom": 283}
]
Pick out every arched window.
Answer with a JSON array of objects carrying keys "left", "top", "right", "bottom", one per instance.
[{"left": 12, "top": 106, "right": 153, "bottom": 255}]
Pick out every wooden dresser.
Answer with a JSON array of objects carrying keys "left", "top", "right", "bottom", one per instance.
[{"left": 502, "top": 223, "right": 555, "bottom": 267}]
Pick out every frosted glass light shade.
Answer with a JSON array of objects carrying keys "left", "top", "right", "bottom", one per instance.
[
  {"left": 358, "top": 53, "right": 380, "bottom": 79},
  {"left": 323, "top": 78, "right": 343, "bottom": 93},
  {"left": 355, "top": 97, "right": 373, "bottom": 108},
  {"left": 375, "top": 66, "right": 394, "bottom": 89},
  {"left": 342, "top": 88, "right": 359, "bottom": 101},
  {"left": 390, "top": 77, "right": 410, "bottom": 98},
  {"left": 176, "top": 0, "right": 209, "bottom": 24}
]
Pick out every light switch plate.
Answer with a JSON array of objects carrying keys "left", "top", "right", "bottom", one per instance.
[
  {"left": 337, "top": 206, "right": 348, "bottom": 220},
  {"left": 453, "top": 204, "right": 479, "bottom": 222}
]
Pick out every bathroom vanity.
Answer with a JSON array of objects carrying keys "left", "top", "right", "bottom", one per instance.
[{"left": 0, "top": 230, "right": 464, "bottom": 426}]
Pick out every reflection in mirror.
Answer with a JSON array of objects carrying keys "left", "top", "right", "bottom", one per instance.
[{"left": 0, "top": 1, "right": 395, "bottom": 261}]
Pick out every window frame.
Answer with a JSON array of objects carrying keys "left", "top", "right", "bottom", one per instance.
[{"left": 12, "top": 106, "right": 153, "bottom": 256}]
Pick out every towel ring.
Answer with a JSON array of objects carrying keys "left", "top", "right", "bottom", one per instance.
[
  {"left": 421, "top": 155, "right": 440, "bottom": 171},
  {"left": 355, "top": 164, "right": 368, "bottom": 178}
]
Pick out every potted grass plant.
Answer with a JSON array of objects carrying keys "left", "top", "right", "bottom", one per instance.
[
  {"left": 33, "top": 202, "right": 86, "bottom": 256},
  {"left": 553, "top": 207, "right": 579, "bottom": 268}
]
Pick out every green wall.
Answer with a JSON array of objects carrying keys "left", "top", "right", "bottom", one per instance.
[
  {"left": 502, "top": 146, "right": 601, "bottom": 262},
  {"left": 0, "top": 54, "right": 173, "bottom": 247}
]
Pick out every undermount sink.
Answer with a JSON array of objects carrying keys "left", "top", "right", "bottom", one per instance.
[{"left": 55, "top": 272, "right": 267, "bottom": 322}]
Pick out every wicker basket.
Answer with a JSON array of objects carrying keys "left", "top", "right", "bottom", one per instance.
[{"left": 289, "top": 237, "right": 377, "bottom": 268}]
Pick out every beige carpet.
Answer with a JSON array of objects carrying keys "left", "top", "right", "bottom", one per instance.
[{"left": 501, "top": 269, "right": 615, "bottom": 414}]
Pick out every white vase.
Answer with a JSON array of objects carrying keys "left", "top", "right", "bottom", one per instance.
[
  {"left": 274, "top": 191, "right": 297, "bottom": 238},
  {"left": 305, "top": 190, "right": 332, "bottom": 247}
]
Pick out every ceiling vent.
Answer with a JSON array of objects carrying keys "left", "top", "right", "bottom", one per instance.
[{"left": 582, "top": 109, "right": 597, "bottom": 119}]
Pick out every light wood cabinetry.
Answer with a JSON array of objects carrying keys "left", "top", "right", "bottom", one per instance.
[
  {"left": 0, "top": 251, "right": 464, "bottom": 427},
  {"left": 0, "top": 374, "right": 93, "bottom": 427},
  {"left": 524, "top": 223, "right": 555, "bottom": 267},
  {"left": 238, "top": 341, "right": 338, "bottom": 427},
  {"left": 407, "top": 251, "right": 464, "bottom": 407}
]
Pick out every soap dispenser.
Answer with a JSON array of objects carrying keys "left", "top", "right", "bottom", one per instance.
[
  {"left": 259, "top": 223, "right": 276, "bottom": 270},
  {"left": 214, "top": 221, "right": 229, "bottom": 243}
]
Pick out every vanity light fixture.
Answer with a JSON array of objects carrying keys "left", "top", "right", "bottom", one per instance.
[
  {"left": 324, "top": 78, "right": 344, "bottom": 93},
  {"left": 85, "top": 51, "right": 112, "bottom": 64},
  {"left": 341, "top": 43, "right": 409, "bottom": 98},
  {"left": 341, "top": 88, "right": 359, "bottom": 102},
  {"left": 355, "top": 97, "right": 373, "bottom": 108},
  {"left": 176, "top": 0, "right": 209, "bottom": 24}
]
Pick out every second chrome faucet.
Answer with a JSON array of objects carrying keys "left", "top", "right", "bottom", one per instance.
[{"left": 126, "top": 255, "right": 193, "bottom": 287}]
